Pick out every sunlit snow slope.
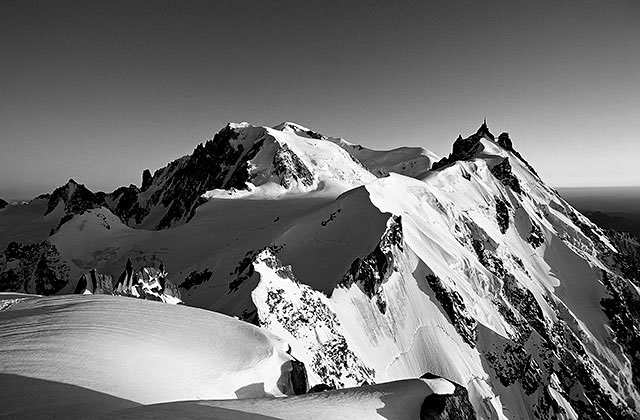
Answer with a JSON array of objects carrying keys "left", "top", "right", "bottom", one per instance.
[{"left": 0, "top": 294, "right": 300, "bottom": 418}]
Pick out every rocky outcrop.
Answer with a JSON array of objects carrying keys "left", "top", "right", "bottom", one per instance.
[
  {"left": 308, "top": 383, "right": 335, "bottom": 393},
  {"left": 44, "top": 179, "right": 104, "bottom": 232},
  {"left": 107, "top": 185, "right": 149, "bottom": 225},
  {"left": 497, "top": 132, "right": 513, "bottom": 150},
  {"left": 495, "top": 197, "right": 510, "bottom": 234},
  {"left": 490, "top": 158, "right": 522, "bottom": 194},
  {"left": 497, "top": 132, "right": 540, "bottom": 176},
  {"left": 420, "top": 373, "right": 476, "bottom": 420},
  {"left": 432, "top": 122, "right": 494, "bottom": 170},
  {"left": 141, "top": 169, "right": 152, "bottom": 191},
  {"left": 568, "top": 210, "right": 611, "bottom": 253},
  {"left": 113, "top": 259, "right": 182, "bottom": 303},
  {"left": 272, "top": 144, "right": 314, "bottom": 188},
  {"left": 600, "top": 270, "right": 640, "bottom": 391},
  {"left": 73, "top": 269, "right": 113, "bottom": 294},
  {"left": 180, "top": 268, "right": 213, "bottom": 290},
  {"left": 248, "top": 248, "right": 376, "bottom": 389},
  {"left": 92, "top": 124, "right": 266, "bottom": 229},
  {"left": 104, "top": 124, "right": 320, "bottom": 229},
  {"left": 338, "top": 215, "right": 403, "bottom": 313},
  {"left": 45, "top": 179, "right": 101, "bottom": 216},
  {"left": 425, "top": 274, "right": 478, "bottom": 347},
  {"left": 289, "top": 359, "right": 309, "bottom": 395},
  {"left": 149, "top": 125, "right": 257, "bottom": 229},
  {"left": 0, "top": 240, "right": 70, "bottom": 295},
  {"left": 0, "top": 198, "right": 7, "bottom": 210},
  {"left": 527, "top": 221, "right": 545, "bottom": 248}
]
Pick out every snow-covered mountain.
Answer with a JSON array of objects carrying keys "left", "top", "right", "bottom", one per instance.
[
  {"left": 274, "top": 121, "right": 439, "bottom": 178},
  {"left": 1, "top": 121, "right": 639, "bottom": 419}
]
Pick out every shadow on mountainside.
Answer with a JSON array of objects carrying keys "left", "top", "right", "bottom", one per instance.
[
  {"left": 0, "top": 373, "right": 139, "bottom": 419},
  {"left": 100, "top": 401, "right": 283, "bottom": 420}
]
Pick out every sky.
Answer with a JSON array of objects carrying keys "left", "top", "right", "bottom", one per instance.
[{"left": 2, "top": 0, "right": 639, "bottom": 199}]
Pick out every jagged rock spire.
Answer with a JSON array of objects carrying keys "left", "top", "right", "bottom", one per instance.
[
  {"left": 125, "top": 258, "right": 133, "bottom": 277},
  {"left": 141, "top": 169, "right": 152, "bottom": 191},
  {"left": 476, "top": 118, "right": 494, "bottom": 140},
  {"left": 497, "top": 132, "right": 513, "bottom": 151},
  {"left": 478, "top": 118, "right": 488, "bottom": 132}
]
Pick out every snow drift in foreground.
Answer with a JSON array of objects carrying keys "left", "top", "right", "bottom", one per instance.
[{"left": 0, "top": 294, "right": 300, "bottom": 418}]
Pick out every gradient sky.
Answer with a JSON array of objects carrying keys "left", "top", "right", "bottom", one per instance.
[{"left": 2, "top": 0, "right": 639, "bottom": 199}]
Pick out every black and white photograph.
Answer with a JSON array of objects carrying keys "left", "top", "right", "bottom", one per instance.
[{"left": 1, "top": 1, "right": 639, "bottom": 419}]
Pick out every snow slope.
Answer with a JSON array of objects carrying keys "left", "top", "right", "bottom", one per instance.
[
  {"left": 0, "top": 294, "right": 300, "bottom": 417},
  {"left": 103, "top": 378, "right": 456, "bottom": 420},
  {"left": 274, "top": 121, "right": 439, "bottom": 179}
]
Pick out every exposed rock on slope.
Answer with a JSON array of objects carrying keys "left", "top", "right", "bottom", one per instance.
[
  {"left": 0, "top": 240, "right": 69, "bottom": 294},
  {"left": 338, "top": 215, "right": 403, "bottom": 313},
  {"left": 490, "top": 158, "right": 522, "bottom": 194},
  {"left": 74, "top": 269, "right": 113, "bottom": 294},
  {"left": 240, "top": 248, "right": 376, "bottom": 389},
  {"left": 112, "top": 259, "right": 182, "bottom": 303},
  {"left": 45, "top": 179, "right": 102, "bottom": 217},
  {"left": 45, "top": 179, "right": 104, "bottom": 232},
  {"left": 420, "top": 373, "right": 476, "bottom": 420},
  {"left": 71, "top": 259, "right": 182, "bottom": 304}
]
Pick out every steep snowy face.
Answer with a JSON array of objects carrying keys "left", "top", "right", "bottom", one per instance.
[{"left": 272, "top": 121, "right": 440, "bottom": 179}]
